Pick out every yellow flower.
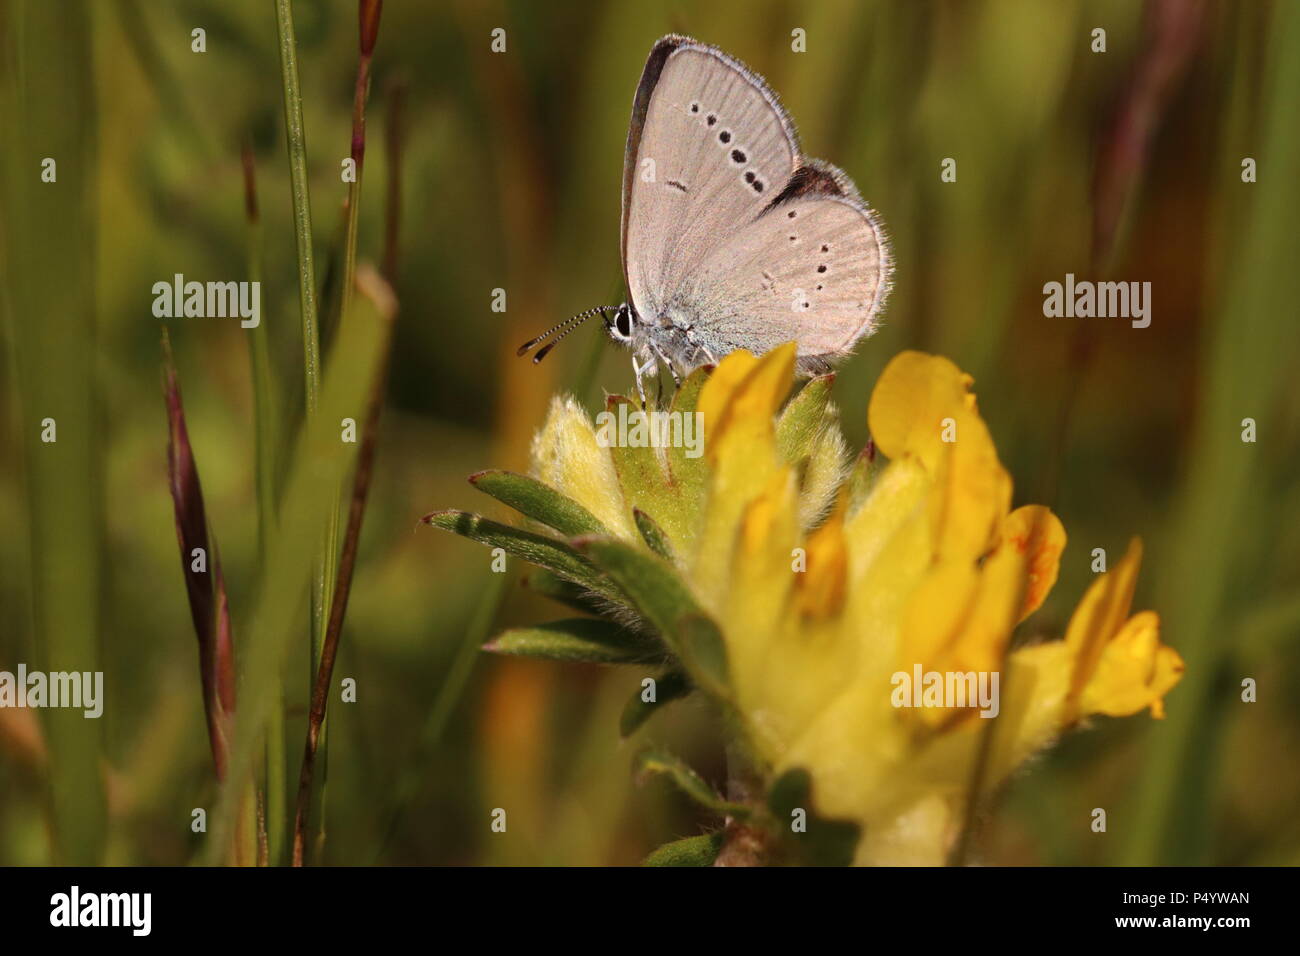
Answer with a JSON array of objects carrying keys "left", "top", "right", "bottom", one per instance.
[{"left": 428, "top": 345, "right": 1184, "bottom": 865}]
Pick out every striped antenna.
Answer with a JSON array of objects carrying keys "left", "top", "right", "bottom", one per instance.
[{"left": 516, "top": 306, "right": 613, "bottom": 363}]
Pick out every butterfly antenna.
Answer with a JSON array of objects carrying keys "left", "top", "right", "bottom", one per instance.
[{"left": 516, "top": 306, "right": 612, "bottom": 362}]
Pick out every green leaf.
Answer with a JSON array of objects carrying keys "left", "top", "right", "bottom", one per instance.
[
  {"left": 424, "top": 511, "right": 624, "bottom": 605},
  {"left": 571, "top": 536, "right": 702, "bottom": 655},
  {"left": 677, "top": 612, "right": 730, "bottom": 698},
  {"left": 469, "top": 469, "right": 609, "bottom": 537},
  {"left": 635, "top": 747, "right": 749, "bottom": 818},
  {"left": 776, "top": 373, "right": 835, "bottom": 464},
  {"left": 485, "top": 618, "right": 662, "bottom": 665},
  {"left": 521, "top": 568, "right": 608, "bottom": 615},
  {"left": 766, "top": 768, "right": 860, "bottom": 866},
  {"left": 620, "top": 668, "right": 691, "bottom": 737},
  {"left": 632, "top": 508, "right": 674, "bottom": 561},
  {"left": 642, "top": 832, "right": 725, "bottom": 867}
]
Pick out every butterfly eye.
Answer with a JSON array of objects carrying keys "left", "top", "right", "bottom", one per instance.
[{"left": 615, "top": 306, "right": 633, "bottom": 339}]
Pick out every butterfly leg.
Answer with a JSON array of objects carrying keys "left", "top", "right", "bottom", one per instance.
[
  {"left": 631, "top": 352, "right": 657, "bottom": 409},
  {"left": 683, "top": 327, "right": 718, "bottom": 366},
  {"left": 648, "top": 339, "right": 681, "bottom": 389}
]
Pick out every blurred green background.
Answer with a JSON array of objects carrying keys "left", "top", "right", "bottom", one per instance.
[{"left": 1, "top": 0, "right": 1297, "bottom": 865}]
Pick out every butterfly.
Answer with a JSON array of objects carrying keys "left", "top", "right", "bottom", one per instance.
[{"left": 519, "top": 34, "right": 892, "bottom": 404}]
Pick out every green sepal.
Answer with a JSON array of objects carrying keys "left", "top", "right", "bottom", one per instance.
[
  {"left": 642, "top": 831, "right": 725, "bottom": 867},
  {"left": 776, "top": 373, "right": 835, "bottom": 464},
  {"left": 766, "top": 767, "right": 860, "bottom": 866},
  {"left": 604, "top": 396, "right": 684, "bottom": 545},
  {"left": 632, "top": 508, "right": 675, "bottom": 561},
  {"left": 664, "top": 366, "right": 710, "bottom": 539},
  {"left": 845, "top": 439, "right": 882, "bottom": 517}
]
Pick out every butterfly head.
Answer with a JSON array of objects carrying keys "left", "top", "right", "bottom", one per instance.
[{"left": 606, "top": 303, "right": 636, "bottom": 345}]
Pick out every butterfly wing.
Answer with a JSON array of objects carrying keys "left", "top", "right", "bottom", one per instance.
[
  {"left": 621, "top": 37, "right": 890, "bottom": 371},
  {"left": 686, "top": 160, "right": 891, "bottom": 371},
  {"left": 621, "top": 36, "right": 801, "bottom": 321}
]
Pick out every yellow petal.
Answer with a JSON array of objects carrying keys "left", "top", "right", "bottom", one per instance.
[
  {"left": 697, "top": 349, "right": 758, "bottom": 448},
  {"left": 915, "top": 506, "right": 1065, "bottom": 695},
  {"left": 1064, "top": 537, "right": 1142, "bottom": 705},
  {"left": 900, "top": 559, "right": 981, "bottom": 673},
  {"left": 952, "top": 526, "right": 1037, "bottom": 675},
  {"left": 797, "top": 507, "right": 848, "bottom": 620},
  {"left": 867, "top": 352, "right": 1010, "bottom": 562},
  {"left": 999, "top": 505, "right": 1066, "bottom": 622},
  {"left": 927, "top": 416, "right": 1011, "bottom": 562},
  {"left": 707, "top": 342, "right": 797, "bottom": 463},
  {"left": 868, "top": 351, "right": 973, "bottom": 474},
  {"left": 725, "top": 467, "right": 802, "bottom": 712},
  {"left": 898, "top": 536, "right": 1024, "bottom": 727},
  {"left": 740, "top": 466, "right": 793, "bottom": 558},
  {"left": 1079, "top": 611, "right": 1185, "bottom": 718},
  {"left": 692, "top": 345, "right": 798, "bottom": 603}
]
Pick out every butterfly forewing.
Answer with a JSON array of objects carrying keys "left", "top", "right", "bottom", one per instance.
[{"left": 623, "top": 40, "right": 800, "bottom": 321}]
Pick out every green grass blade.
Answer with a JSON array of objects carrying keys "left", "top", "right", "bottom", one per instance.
[
  {"left": 0, "top": 0, "right": 106, "bottom": 865},
  {"left": 203, "top": 271, "right": 394, "bottom": 862}
]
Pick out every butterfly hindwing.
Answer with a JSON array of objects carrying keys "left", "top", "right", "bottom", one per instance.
[{"left": 688, "top": 161, "right": 890, "bottom": 365}]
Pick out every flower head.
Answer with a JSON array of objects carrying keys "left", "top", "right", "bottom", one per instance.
[{"left": 426, "top": 345, "right": 1184, "bottom": 864}]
